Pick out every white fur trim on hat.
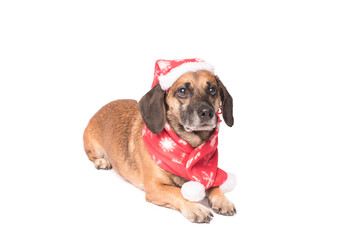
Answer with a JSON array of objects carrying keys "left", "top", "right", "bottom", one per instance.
[
  {"left": 158, "top": 61, "right": 215, "bottom": 91},
  {"left": 181, "top": 181, "right": 206, "bottom": 202},
  {"left": 220, "top": 172, "right": 237, "bottom": 193}
]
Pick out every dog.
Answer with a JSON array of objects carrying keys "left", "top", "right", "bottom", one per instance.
[{"left": 83, "top": 59, "right": 236, "bottom": 223}]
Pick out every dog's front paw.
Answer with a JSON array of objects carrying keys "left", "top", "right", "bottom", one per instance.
[
  {"left": 209, "top": 195, "right": 236, "bottom": 216},
  {"left": 181, "top": 203, "right": 213, "bottom": 223}
]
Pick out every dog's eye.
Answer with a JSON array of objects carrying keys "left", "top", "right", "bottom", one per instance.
[
  {"left": 177, "top": 88, "right": 188, "bottom": 97},
  {"left": 209, "top": 87, "right": 217, "bottom": 96}
]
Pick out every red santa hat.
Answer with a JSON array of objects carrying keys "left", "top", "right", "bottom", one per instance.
[{"left": 152, "top": 58, "right": 215, "bottom": 90}]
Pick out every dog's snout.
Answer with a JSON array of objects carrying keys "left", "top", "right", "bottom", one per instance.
[{"left": 197, "top": 105, "right": 214, "bottom": 122}]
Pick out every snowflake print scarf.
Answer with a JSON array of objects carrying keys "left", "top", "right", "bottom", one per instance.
[{"left": 142, "top": 122, "right": 228, "bottom": 191}]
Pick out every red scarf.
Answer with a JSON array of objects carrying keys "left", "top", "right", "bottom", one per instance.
[{"left": 142, "top": 122, "right": 228, "bottom": 190}]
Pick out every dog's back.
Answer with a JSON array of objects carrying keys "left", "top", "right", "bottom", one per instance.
[{"left": 83, "top": 99, "right": 145, "bottom": 188}]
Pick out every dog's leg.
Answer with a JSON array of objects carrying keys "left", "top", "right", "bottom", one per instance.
[
  {"left": 207, "top": 187, "right": 236, "bottom": 216},
  {"left": 145, "top": 184, "right": 213, "bottom": 223},
  {"left": 86, "top": 150, "right": 112, "bottom": 170},
  {"left": 84, "top": 138, "right": 112, "bottom": 170}
]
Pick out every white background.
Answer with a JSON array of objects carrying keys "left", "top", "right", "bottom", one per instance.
[{"left": 1, "top": 0, "right": 359, "bottom": 239}]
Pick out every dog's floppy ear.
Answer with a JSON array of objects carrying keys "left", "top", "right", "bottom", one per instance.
[
  {"left": 215, "top": 75, "right": 234, "bottom": 127},
  {"left": 139, "top": 83, "right": 166, "bottom": 134}
]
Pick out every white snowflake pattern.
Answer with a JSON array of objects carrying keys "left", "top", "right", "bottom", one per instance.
[
  {"left": 186, "top": 158, "right": 194, "bottom": 169},
  {"left": 157, "top": 60, "right": 171, "bottom": 71},
  {"left": 148, "top": 129, "right": 153, "bottom": 138},
  {"left": 210, "top": 135, "right": 217, "bottom": 148},
  {"left": 202, "top": 171, "right": 214, "bottom": 189},
  {"left": 192, "top": 176, "right": 201, "bottom": 182},
  {"left": 171, "top": 158, "right": 182, "bottom": 164},
  {"left": 178, "top": 139, "right": 188, "bottom": 145},
  {"left": 142, "top": 128, "right": 147, "bottom": 136},
  {"left": 194, "top": 152, "right": 201, "bottom": 160},
  {"left": 159, "top": 137, "right": 176, "bottom": 152}
]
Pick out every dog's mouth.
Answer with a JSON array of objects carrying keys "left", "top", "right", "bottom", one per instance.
[
  {"left": 183, "top": 123, "right": 217, "bottom": 132},
  {"left": 179, "top": 105, "right": 218, "bottom": 132}
]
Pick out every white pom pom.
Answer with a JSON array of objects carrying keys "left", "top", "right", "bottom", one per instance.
[
  {"left": 181, "top": 181, "right": 206, "bottom": 202},
  {"left": 220, "top": 172, "right": 237, "bottom": 193}
]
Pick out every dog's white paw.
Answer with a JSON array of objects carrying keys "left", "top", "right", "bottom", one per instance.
[
  {"left": 181, "top": 203, "right": 213, "bottom": 223},
  {"left": 94, "top": 158, "right": 112, "bottom": 170},
  {"left": 209, "top": 196, "right": 236, "bottom": 216}
]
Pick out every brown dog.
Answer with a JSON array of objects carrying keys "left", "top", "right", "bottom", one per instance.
[{"left": 83, "top": 70, "right": 235, "bottom": 223}]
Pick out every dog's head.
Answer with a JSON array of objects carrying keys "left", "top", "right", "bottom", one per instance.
[{"left": 139, "top": 70, "right": 233, "bottom": 140}]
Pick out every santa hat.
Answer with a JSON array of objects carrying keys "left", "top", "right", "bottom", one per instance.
[{"left": 152, "top": 58, "right": 215, "bottom": 90}]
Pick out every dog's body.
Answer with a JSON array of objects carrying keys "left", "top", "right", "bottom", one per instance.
[{"left": 83, "top": 70, "right": 236, "bottom": 223}]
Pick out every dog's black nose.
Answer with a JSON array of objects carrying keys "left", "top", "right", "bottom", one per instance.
[{"left": 197, "top": 106, "right": 214, "bottom": 122}]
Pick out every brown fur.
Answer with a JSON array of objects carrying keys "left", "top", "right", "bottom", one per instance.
[{"left": 83, "top": 71, "right": 235, "bottom": 223}]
